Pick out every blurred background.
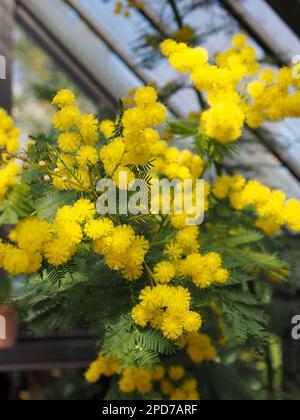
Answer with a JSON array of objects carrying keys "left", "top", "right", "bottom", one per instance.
[{"left": 0, "top": 0, "right": 300, "bottom": 400}]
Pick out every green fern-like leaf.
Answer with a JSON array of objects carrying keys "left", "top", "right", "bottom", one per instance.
[
  {"left": 33, "top": 190, "right": 77, "bottom": 221},
  {"left": 41, "top": 260, "right": 77, "bottom": 287},
  {"left": 135, "top": 329, "right": 177, "bottom": 356}
]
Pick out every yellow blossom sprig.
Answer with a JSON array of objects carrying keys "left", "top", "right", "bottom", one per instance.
[
  {"left": 161, "top": 35, "right": 300, "bottom": 144},
  {"left": 212, "top": 174, "right": 300, "bottom": 236},
  {"left": 0, "top": 109, "right": 21, "bottom": 204},
  {"left": 132, "top": 284, "right": 202, "bottom": 340},
  {"left": 85, "top": 352, "right": 201, "bottom": 400}
]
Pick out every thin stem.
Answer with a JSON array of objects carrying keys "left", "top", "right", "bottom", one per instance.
[
  {"left": 49, "top": 170, "right": 95, "bottom": 197},
  {"left": 151, "top": 236, "right": 174, "bottom": 247},
  {"left": 195, "top": 89, "right": 207, "bottom": 111},
  {"left": 168, "top": 0, "right": 183, "bottom": 29},
  {"left": 144, "top": 262, "right": 155, "bottom": 287}
]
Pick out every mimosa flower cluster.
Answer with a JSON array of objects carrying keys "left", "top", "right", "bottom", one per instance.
[
  {"left": 85, "top": 352, "right": 120, "bottom": 384},
  {"left": 161, "top": 35, "right": 300, "bottom": 144},
  {"left": 0, "top": 199, "right": 151, "bottom": 281},
  {"left": 0, "top": 109, "right": 21, "bottom": 203},
  {"left": 154, "top": 222, "right": 229, "bottom": 290},
  {"left": 92, "top": 223, "right": 150, "bottom": 281},
  {"left": 86, "top": 352, "right": 200, "bottom": 400},
  {"left": 212, "top": 174, "right": 300, "bottom": 235},
  {"left": 178, "top": 333, "right": 218, "bottom": 363},
  {"left": 119, "top": 363, "right": 200, "bottom": 400},
  {"left": 132, "top": 285, "right": 202, "bottom": 340},
  {"left": 51, "top": 87, "right": 174, "bottom": 192},
  {"left": 48, "top": 87, "right": 206, "bottom": 209},
  {"left": 0, "top": 86, "right": 210, "bottom": 285},
  {"left": 0, "top": 109, "right": 20, "bottom": 154},
  {"left": 2, "top": 68, "right": 300, "bottom": 402},
  {"left": 0, "top": 199, "right": 94, "bottom": 275},
  {"left": 160, "top": 368, "right": 200, "bottom": 400}
]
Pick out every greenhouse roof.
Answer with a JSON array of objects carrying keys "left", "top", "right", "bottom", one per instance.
[{"left": 8, "top": 0, "right": 300, "bottom": 198}]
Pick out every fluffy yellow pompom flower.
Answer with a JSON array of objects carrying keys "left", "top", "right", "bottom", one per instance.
[
  {"left": 76, "top": 146, "right": 98, "bottom": 166},
  {"left": 232, "top": 34, "right": 247, "bottom": 49},
  {"left": 85, "top": 360, "right": 103, "bottom": 384},
  {"left": 1, "top": 246, "right": 29, "bottom": 275},
  {"left": 180, "top": 333, "right": 217, "bottom": 363},
  {"left": 284, "top": 199, "right": 300, "bottom": 232},
  {"left": 161, "top": 39, "right": 186, "bottom": 56},
  {"left": 201, "top": 101, "right": 245, "bottom": 143},
  {"left": 121, "top": 236, "right": 149, "bottom": 281},
  {"left": 84, "top": 218, "right": 114, "bottom": 240},
  {"left": 164, "top": 242, "right": 184, "bottom": 261},
  {"left": 152, "top": 365, "right": 165, "bottom": 381},
  {"left": 99, "top": 120, "right": 115, "bottom": 138},
  {"left": 54, "top": 205, "right": 77, "bottom": 224},
  {"left": 119, "top": 367, "right": 153, "bottom": 395},
  {"left": 53, "top": 106, "right": 81, "bottom": 131},
  {"left": 0, "top": 242, "right": 7, "bottom": 267},
  {"left": 53, "top": 220, "right": 83, "bottom": 247},
  {"left": 0, "top": 109, "right": 20, "bottom": 154},
  {"left": 78, "top": 114, "right": 99, "bottom": 145},
  {"left": 168, "top": 365, "right": 185, "bottom": 381},
  {"left": 259, "top": 69, "right": 275, "bottom": 85},
  {"left": 73, "top": 199, "right": 96, "bottom": 223},
  {"left": 0, "top": 162, "right": 21, "bottom": 203},
  {"left": 25, "top": 252, "right": 43, "bottom": 274},
  {"left": 134, "top": 86, "right": 158, "bottom": 107},
  {"left": 176, "top": 226, "right": 199, "bottom": 253},
  {"left": 109, "top": 225, "right": 135, "bottom": 254},
  {"left": 44, "top": 238, "right": 76, "bottom": 266},
  {"left": 58, "top": 132, "right": 80, "bottom": 152},
  {"left": 154, "top": 261, "right": 176, "bottom": 284},
  {"left": 10, "top": 217, "right": 52, "bottom": 254},
  {"left": 52, "top": 89, "right": 76, "bottom": 109},
  {"left": 85, "top": 352, "right": 120, "bottom": 384},
  {"left": 144, "top": 102, "right": 168, "bottom": 126},
  {"left": 100, "top": 138, "right": 125, "bottom": 176},
  {"left": 122, "top": 108, "right": 147, "bottom": 135},
  {"left": 170, "top": 379, "right": 200, "bottom": 400},
  {"left": 248, "top": 81, "right": 265, "bottom": 99},
  {"left": 112, "top": 166, "right": 135, "bottom": 190},
  {"left": 161, "top": 314, "right": 184, "bottom": 340},
  {"left": 161, "top": 379, "right": 175, "bottom": 396},
  {"left": 184, "top": 311, "right": 203, "bottom": 333}
]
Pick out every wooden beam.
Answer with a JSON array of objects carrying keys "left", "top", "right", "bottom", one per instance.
[
  {"left": 15, "top": 0, "right": 117, "bottom": 108},
  {"left": 0, "top": 0, "right": 15, "bottom": 112},
  {"left": 63, "top": 0, "right": 149, "bottom": 86},
  {"left": 0, "top": 331, "right": 96, "bottom": 372},
  {"left": 265, "top": 0, "right": 300, "bottom": 38}
]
